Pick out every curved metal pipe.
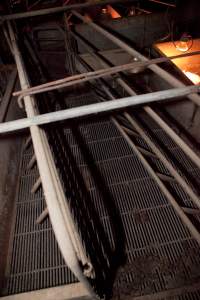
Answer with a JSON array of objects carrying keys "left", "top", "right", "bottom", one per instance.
[{"left": 6, "top": 21, "right": 96, "bottom": 298}]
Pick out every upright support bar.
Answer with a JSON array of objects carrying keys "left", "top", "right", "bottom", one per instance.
[
  {"left": 6, "top": 22, "right": 96, "bottom": 298},
  {"left": 72, "top": 11, "right": 200, "bottom": 107}
]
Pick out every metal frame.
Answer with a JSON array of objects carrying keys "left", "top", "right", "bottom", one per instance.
[
  {"left": 2, "top": 7, "right": 200, "bottom": 299},
  {"left": 6, "top": 22, "right": 96, "bottom": 299}
]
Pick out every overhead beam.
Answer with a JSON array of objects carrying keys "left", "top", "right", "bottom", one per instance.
[
  {"left": 0, "top": 85, "right": 199, "bottom": 134},
  {"left": 0, "top": 0, "right": 132, "bottom": 21},
  {"left": 13, "top": 50, "right": 200, "bottom": 102}
]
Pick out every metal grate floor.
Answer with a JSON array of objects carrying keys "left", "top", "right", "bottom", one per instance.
[{"left": 2, "top": 93, "right": 200, "bottom": 298}]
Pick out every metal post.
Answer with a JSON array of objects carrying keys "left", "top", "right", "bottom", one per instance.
[
  {"left": 72, "top": 11, "right": 200, "bottom": 107},
  {"left": 6, "top": 22, "right": 96, "bottom": 298}
]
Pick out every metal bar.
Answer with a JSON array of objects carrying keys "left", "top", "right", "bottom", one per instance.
[
  {"left": 156, "top": 172, "right": 175, "bottom": 182},
  {"left": 6, "top": 22, "right": 96, "bottom": 297},
  {"left": 182, "top": 207, "right": 200, "bottom": 215},
  {"left": 27, "top": 153, "right": 36, "bottom": 169},
  {"left": 31, "top": 176, "right": 42, "bottom": 194},
  {"left": 0, "top": 69, "right": 17, "bottom": 122},
  {"left": 23, "top": 135, "right": 32, "bottom": 150},
  {"left": 1, "top": 0, "right": 132, "bottom": 21},
  {"left": 13, "top": 50, "right": 200, "bottom": 101},
  {"left": 36, "top": 207, "right": 48, "bottom": 224},
  {"left": 0, "top": 85, "right": 198, "bottom": 134},
  {"left": 136, "top": 146, "right": 156, "bottom": 158},
  {"left": 113, "top": 117, "right": 200, "bottom": 245},
  {"left": 120, "top": 125, "right": 139, "bottom": 137},
  {"left": 72, "top": 11, "right": 200, "bottom": 107},
  {"left": 148, "top": 0, "right": 176, "bottom": 7}
]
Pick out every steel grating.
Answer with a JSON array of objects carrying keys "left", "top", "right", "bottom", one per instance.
[
  {"left": 2, "top": 91, "right": 200, "bottom": 298},
  {"left": 2, "top": 149, "right": 77, "bottom": 296}
]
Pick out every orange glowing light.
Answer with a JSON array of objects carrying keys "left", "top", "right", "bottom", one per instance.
[
  {"left": 183, "top": 71, "right": 200, "bottom": 85},
  {"left": 107, "top": 5, "right": 121, "bottom": 19},
  {"left": 155, "top": 39, "right": 200, "bottom": 85}
]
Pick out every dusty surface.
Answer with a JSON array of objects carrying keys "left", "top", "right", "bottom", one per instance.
[{"left": 0, "top": 81, "right": 24, "bottom": 293}]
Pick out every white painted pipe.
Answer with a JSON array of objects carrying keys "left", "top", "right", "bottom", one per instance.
[
  {"left": 0, "top": 85, "right": 198, "bottom": 134},
  {"left": 7, "top": 22, "right": 96, "bottom": 297}
]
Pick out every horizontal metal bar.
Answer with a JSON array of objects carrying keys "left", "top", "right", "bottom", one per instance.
[
  {"left": 182, "top": 207, "right": 200, "bottom": 215},
  {"left": 0, "top": 85, "right": 199, "bottom": 134},
  {"left": 1, "top": 0, "right": 132, "bottom": 21},
  {"left": 36, "top": 207, "right": 48, "bottom": 224},
  {"left": 13, "top": 50, "right": 200, "bottom": 101}
]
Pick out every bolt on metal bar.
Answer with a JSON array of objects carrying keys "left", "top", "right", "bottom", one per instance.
[
  {"left": 72, "top": 30, "right": 200, "bottom": 170},
  {"left": 0, "top": 85, "right": 198, "bottom": 134},
  {"left": 6, "top": 22, "right": 96, "bottom": 297},
  {"left": 72, "top": 10, "right": 200, "bottom": 107}
]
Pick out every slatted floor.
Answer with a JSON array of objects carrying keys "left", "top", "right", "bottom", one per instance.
[{"left": 2, "top": 93, "right": 200, "bottom": 299}]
